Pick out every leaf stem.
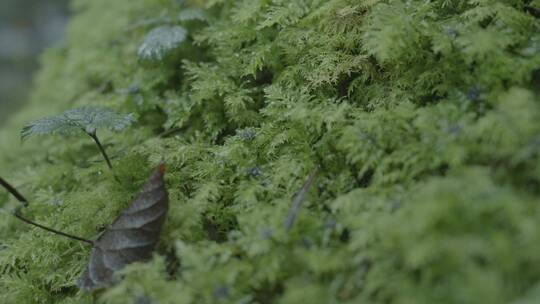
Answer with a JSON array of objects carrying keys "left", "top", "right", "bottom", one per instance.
[
  {"left": 88, "top": 132, "right": 113, "bottom": 170},
  {"left": 0, "top": 177, "right": 29, "bottom": 207},
  {"left": 1, "top": 176, "right": 93, "bottom": 245},
  {"left": 13, "top": 212, "right": 94, "bottom": 245}
]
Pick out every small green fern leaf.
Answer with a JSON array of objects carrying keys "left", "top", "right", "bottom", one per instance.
[
  {"left": 137, "top": 25, "right": 187, "bottom": 61},
  {"left": 21, "top": 106, "right": 135, "bottom": 140}
]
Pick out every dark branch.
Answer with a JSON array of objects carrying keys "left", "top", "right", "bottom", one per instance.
[
  {"left": 13, "top": 212, "right": 94, "bottom": 245},
  {"left": 1, "top": 176, "right": 93, "bottom": 245},
  {"left": 0, "top": 177, "right": 29, "bottom": 207}
]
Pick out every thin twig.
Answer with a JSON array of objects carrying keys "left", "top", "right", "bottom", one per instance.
[
  {"left": 13, "top": 212, "right": 94, "bottom": 245},
  {"left": 1, "top": 177, "right": 94, "bottom": 245},
  {"left": 284, "top": 166, "right": 320, "bottom": 231},
  {"left": 88, "top": 131, "right": 113, "bottom": 169},
  {"left": 0, "top": 177, "right": 28, "bottom": 207}
]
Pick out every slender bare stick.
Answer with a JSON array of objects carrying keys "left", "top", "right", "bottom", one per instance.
[
  {"left": 284, "top": 166, "right": 320, "bottom": 231},
  {"left": 0, "top": 177, "right": 28, "bottom": 206},
  {"left": 13, "top": 212, "right": 94, "bottom": 245},
  {"left": 1, "top": 176, "right": 93, "bottom": 245},
  {"left": 88, "top": 131, "right": 113, "bottom": 170}
]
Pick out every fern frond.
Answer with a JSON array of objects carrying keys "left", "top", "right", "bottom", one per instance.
[
  {"left": 21, "top": 107, "right": 135, "bottom": 140},
  {"left": 137, "top": 25, "right": 187, "bottom": 61}
]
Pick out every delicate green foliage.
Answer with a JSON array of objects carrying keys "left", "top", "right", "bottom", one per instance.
[
  {"left": 137, "top": 25, "right": 188, "bottom": 61},
  {"left": 21, "top": 106, "right": 135, "bottom": 140},
  {"left": 2, "top": 0, "right": 540, "bottom": 303}
]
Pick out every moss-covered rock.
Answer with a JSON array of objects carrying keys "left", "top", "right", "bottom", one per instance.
[{"left": 1, "top": 0, "right": 540, "bottom": 303}]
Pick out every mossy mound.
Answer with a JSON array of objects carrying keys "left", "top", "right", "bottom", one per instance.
[{"left": 1, "top": 0, "right": 540, "bottom": 303}]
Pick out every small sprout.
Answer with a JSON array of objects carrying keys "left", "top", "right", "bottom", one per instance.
[
  {"left": 21, "top": 106, "right": 135, "bottom": 169},
  {"left": 137, "top": 25, "right": 187, "bottom": 61}
]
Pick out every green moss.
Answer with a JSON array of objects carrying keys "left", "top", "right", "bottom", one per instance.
[{"left": 1, "top": 0, "right": 540, "bottom": 303}]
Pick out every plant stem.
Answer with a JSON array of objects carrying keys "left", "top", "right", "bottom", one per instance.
[
  {"left": 13, "top": 212, "right": 94, "bottom": 245},
  {"left": 0, "top": 177, "right": 93, "bottom": 245},
  {"left": 88, "top": 131, "right": 113, "bottom": 170},
  {"left": 0, "top": 177, "right": 29, "bottom": 207}
]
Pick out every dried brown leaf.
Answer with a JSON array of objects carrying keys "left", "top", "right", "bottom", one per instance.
[{"left": 78, "top": 165, "right": 169, "bottom": 291}]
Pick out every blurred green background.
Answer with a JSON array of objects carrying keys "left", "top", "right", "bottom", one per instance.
[{"left": 0, "top": 0, "right": 69, "bottom": 124}]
